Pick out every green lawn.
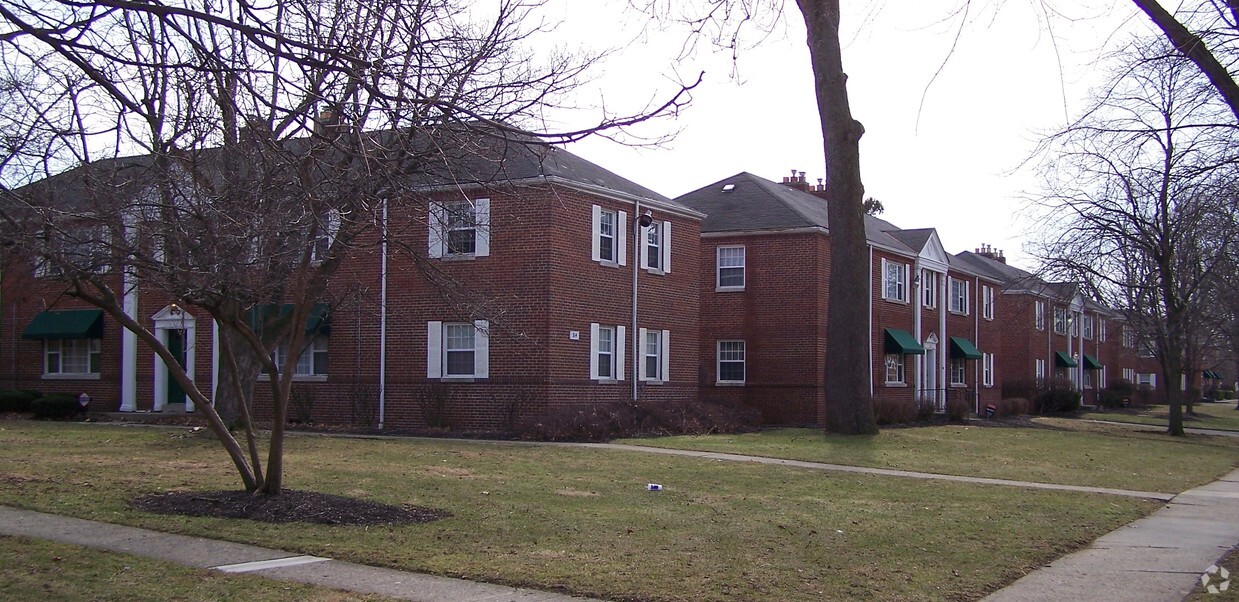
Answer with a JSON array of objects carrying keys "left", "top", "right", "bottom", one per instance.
[
  {"left": 615, "top": 421, "right": 1239, "bottom": 493},
  {"left": 0, "top": 421, "right": 1164, "bottom": 601},
  {"left": 0, "top": 535, "right": 392, "bottom": 601},
  {"left": 1081, "top": 401, "right": 1239, "bottom": 433}
]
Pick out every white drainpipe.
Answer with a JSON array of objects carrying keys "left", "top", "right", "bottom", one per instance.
[{"left": 378, "top": 198, "right": 388, "bottom": 429}]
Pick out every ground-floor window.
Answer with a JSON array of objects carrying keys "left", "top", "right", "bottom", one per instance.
[
  {"left": 45, "top": 339, "right": 101, "bottom": 375},
  {"left": 274, "top": 337, "right": 328, "bottom": 376},
  {"left": 717, "top": 340, "right": 745, "bottom": 384},
  {"left": 950, "top": 358, "right": 966, "bottom": 385},
  {"left": 884, "top": 354, "right": 905, "bottom": 384}
]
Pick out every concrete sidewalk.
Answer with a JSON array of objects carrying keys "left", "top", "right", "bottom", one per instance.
[
  {"left": 984, "top": 467, "right": 1239, "bottom": 601},
  {"left": 0, "top": 506, "right": 599, "bottom": 602}
]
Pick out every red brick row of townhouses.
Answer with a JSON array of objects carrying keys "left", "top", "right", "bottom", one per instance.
[{"left": 0, "top": 143, "right": 1221, "bottom": 430}]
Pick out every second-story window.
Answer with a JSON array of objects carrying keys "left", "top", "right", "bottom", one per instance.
[
  {"left": 1053, "top": 307, "right": 1068, "bottom": 335},
  {"left": 882, "top": 259, "right": 907, "bottom": 302},
  {"left": 717, "top": 246, "right": 745, "bottom": 289},
  {"left": 949, "top": 278, "right": 969, "bottom": 314},
  {"left": 428, "top": 199, "right": 490, "bottom": 259}
]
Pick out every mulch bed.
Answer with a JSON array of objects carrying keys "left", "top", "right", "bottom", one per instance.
[{"left": 131, "top": 489, "right": 450, "bottom": 526}]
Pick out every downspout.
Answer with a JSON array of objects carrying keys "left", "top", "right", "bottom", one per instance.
[
  {"left": 631, "top": 199, "right": 641, "bottom": 402},
  {"left": 211, "top": 319, "right": 219, "bottom": 407},
  {"left": 939, "top": 271, "right": 947, "bottom": 403},
  {"left": 378, "top": 197, "right": 388, "bottom": 430},
  {"left": 974, "top": 276, "right": 981, "bottom": 415},
  {"left": 913, "top": 265, "right": 922, "bottom": 400},
  {"left": 867, "top": 244, "right": 874, "bottom": 397},
  {"left": 120, "top": 222, "right": 138, "bottom": 412}
]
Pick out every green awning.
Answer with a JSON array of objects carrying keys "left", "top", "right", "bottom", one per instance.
[
  {"left": 1204, "top": 370, "right": 1221, "bottom": 379},
  {"left": 1082, "top": 354, "right": 1104, "bottom": 370},
  {"left": 884, "top": 328, "right": 925, "bottom": 355},
  {"left": 249, "top": 303, "right": 331, "bottom": 336},
  {"left": 1054, "top": 351, "right": 1078, "bottom": 368},
  {"left": 949, "top": 336, "right": 983, "bottom": 360},
  {"left": 22, "top": 309, "right": 104, "bottom": 340}
]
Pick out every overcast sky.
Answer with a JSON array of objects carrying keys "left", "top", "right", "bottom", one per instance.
[{"left": 541, "top": 1, "right": 1146, "bottom": 269}]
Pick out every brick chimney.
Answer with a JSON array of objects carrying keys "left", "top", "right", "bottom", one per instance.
[
  {"left": 975, "top": 243, "right": 1006, "bottom": 264},
  {"left": 781, "top": 169, "right": 831, "bottom": 199}
]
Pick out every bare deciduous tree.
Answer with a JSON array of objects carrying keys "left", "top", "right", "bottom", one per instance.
[
  {"left": 0, "top": 0, "right": 694, "bottom": 494},
  {"left": 1031, "top": 40, "right": 1239, "bottom": 435}
]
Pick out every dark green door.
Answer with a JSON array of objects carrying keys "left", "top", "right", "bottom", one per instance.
[{"left": 167, "top": 329, "right": 186, "bottom": 405}]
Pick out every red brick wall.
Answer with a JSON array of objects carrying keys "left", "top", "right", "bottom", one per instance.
[
  {"left": 871, "top": 250, "right": 917, "bottom": 406},
  {"left": 697, "top": 231, "right": 827, "bottom": 425}
]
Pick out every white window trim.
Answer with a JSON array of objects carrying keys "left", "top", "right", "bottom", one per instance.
[
  {"left": 884, "top": 353, "right": 905, "bottom": 385},
  {"left": 1035, "top": 358, "right": 1046, "bottom": 380},
  {"left": 983, "top": 353, "right": 995, "bottom": 387},
  {"left": 273, "top": 336, "right": 329, "bottom": 380},
  {"left": 639, "top": 221, "right": 672, "bottom": 274},
  {"left": 981, "top": 285, "right": 994, "bottom": 320},
  {"left": 881, "top": 259, "right": 908, "bottom": 303},
  {"left": 1035, "top": 301, "right": 1045, "bottom": 331},
  {"left": 949, "top": 277, "right": 970, "bottom": 315},
  {"left": 590, "top": 205, "right": 627, "bottom": 267},
  {"left": 716, "top": 245, "right": 745, "bottom": 291},
  {"left": 922, "top": 270, "right": 938, "bottom": 309},
  {"left": 1053, "top": 308, "right": 1068, "bottom": 335},
  {"left": 1082, "top": 315, "right": 1094, "bottom": 340},
  {"left": 950, "top": 357, "right": 966, "bottom": 386},
  {"left": 716, "top": 340, "right": 746, "bottom": 385},
  {"left": 43, "top": 338, "right": 102, "bottom": 378},
  {"left": 638, "top": 328, "right": 671, "bottom": 382},
  {"left": 589, "top": 323, "right": 626, "bottom": 381},
  {"left": 426, "top": 320, "right": 489, "bottom": 379},
  {"left": 428, "top": 199, "right": 490, "bottom": 259}
]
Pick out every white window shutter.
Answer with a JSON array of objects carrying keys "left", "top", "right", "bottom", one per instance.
[
  {"left": 590, "top": 205, "right": 602, "bottom": 262},
  {"left": 638, "top": 327, "right": 648, "bottom": 380},
  {"left": 426, "top": 321, "right": 442, "bottom": 378},
  {"left": 428, "top": 203, "right": 445, "bottom": 258},
  {"left": 661, "top": 329, "right": 671, "bottom": 381},
  {"left": 474, "top": 320, "right": 489, "bottom": 378},
  {"left": 474, "top": 199, "right": 490, "bottom": 257},
  {"left": 326, "top": 209, "right": 341, "bottom": 247},
  {"left": 589, "top": 323, "right": 601, "bottom": 380},
  {"left": 662, "top": 221, "right": 671, "bottom": 273},
  {"left": 639, "top": 225, "right": 649, "bottom": 269},
  {"left": 617, "top": 211, "right": 627, "bottom": 266},
  {"left": 902, "top": 264, "right": 909, "bottom": 301},
  {"left": 616, "top": 325, "right": 626, "bottom": 381}
]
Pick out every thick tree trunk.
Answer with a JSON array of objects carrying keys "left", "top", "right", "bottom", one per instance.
[{"left": 797, "top": 0, "right": 878, "bottom": 435}]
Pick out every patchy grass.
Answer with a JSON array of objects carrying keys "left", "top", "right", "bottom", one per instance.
[
  {"left": 0, "top": 422, "right": 1160, "bottom": 601},
  {"left": 1185, "top": 544, "right": 1238, "bottom": 600},
  {"left": 0, "top": 535, "right": 392, "bottom": 601},
  {"left": 1082, "top": 401, "right": 1239, "bottom": 433},
  {"left": 616, "top": 422, "right": 1239, "bottom": 493}
]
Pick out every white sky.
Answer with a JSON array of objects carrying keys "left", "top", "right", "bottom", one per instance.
[{"left": 539, "top": 1, "right": 1148, "bottom": 270}]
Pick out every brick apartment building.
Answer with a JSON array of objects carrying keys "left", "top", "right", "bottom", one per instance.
[
  {"left": 676, "top": 172, "right": 1004, "bottom": 425},
  {"left": 953, "top": 248, "right": 1158, "bottom": 404},
  {"left": 1, "top": 137, "right": 703, "bottom": 430}
]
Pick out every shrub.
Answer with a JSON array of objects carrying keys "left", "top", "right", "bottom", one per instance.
[
  {"left": 997, "top": 397, "right": 1029, "bottom": 417},
  {"left": 945, "top": 397, "right": 970, "bottom": 422},
  {"left": 31, "top": 393, "right": 84, "bottom": 420},
  {"left": 0, "top": 390, "right": 38, "bottom": 413},
  {"left": 873, "top": 397, "right": 919, "bottom": 425},
  {"left": 1036, "top": 378, "right": 1081, "bottom": 413},
  {"left": 514, "top": 397, "right": 761, "bottom": 442}
]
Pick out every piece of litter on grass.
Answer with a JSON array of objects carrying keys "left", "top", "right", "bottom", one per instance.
[
  {"left": 646, "top": 483, "right": 663, "bottom": 491},
  {"left": 836, "top": 530, "right": 843, "bottom": 534}
]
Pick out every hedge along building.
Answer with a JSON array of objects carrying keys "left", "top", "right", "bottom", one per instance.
[
  {"left": 676, "top": 171, "right": 1003, "bottom": 426},
  {"left": 0, "top": 130, "right": 703, "bottom": 430}
]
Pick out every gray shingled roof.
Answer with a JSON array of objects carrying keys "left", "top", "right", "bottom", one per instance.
[
  {"left": 674, "top": 172, "right": 916, "bottom": 254},
  {"left": 16, "top": 126, "right": 678, "bottom": 211}
]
